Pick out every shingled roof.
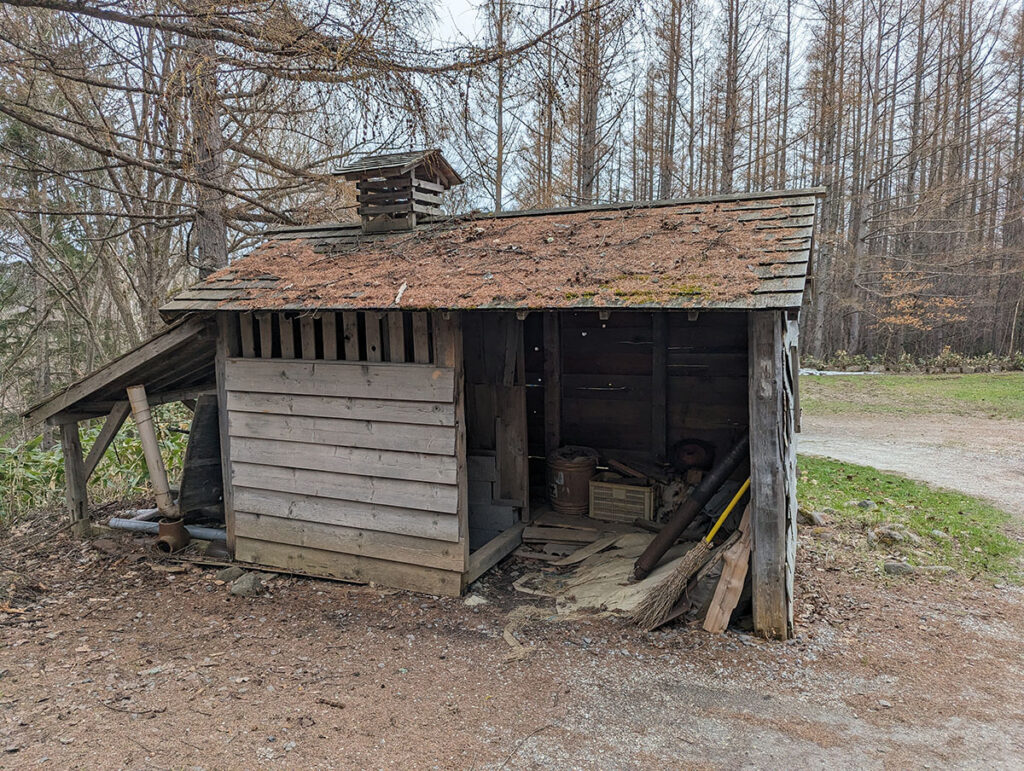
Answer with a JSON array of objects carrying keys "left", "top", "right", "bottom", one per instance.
[
  {"left": 161, "top": 188, "right": 824, "bottom": 316},
  {"left": 335, "top": 149, "right": 463, "bottom": 188}
]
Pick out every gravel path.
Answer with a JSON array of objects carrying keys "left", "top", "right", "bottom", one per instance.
[{"left": 799, "top": 412, "right": 1024, "bottom": 520}]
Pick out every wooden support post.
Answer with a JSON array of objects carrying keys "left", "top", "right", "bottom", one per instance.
[
  {"left": 59, "top": 422, "right": 88, "bottom": 536},
  {"left": 747, "top": 310, "right": 796, "bottom": 640},
  {"left": 433, "top": 311, "right": 469, "bottom": 577},
  {"left": 543, "top": 312, "right": 561, "bottom": 456},
  {"left": 216, "top": 313, "right": 239, "bottom": 552},
  {"left": 651, "top": 312, "right": 668, "bottom": 461},
  {"left": 83, "top": 402, "right": 130, "bottom": 480},
  {"left": 127, "top": 384, "right": 179, "bottom": 518}
]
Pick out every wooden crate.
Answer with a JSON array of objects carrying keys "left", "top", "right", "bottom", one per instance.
[{"left": 589, "top": 473, "right": 655, "bottom": 523}]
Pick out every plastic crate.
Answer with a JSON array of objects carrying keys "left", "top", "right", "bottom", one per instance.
[{"left": 588, "top": 472, "right": 655, "bottom": 522}]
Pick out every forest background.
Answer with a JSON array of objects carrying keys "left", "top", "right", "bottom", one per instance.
[{"left": 1, "top": 0, "right": 1022, "bottom": 437}]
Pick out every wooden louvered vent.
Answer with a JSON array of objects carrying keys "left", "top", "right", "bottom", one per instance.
[{"left": 336, "top": 149, "right": 463, "bottom": 234}]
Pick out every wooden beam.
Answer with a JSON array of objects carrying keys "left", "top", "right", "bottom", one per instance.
[
  {"left": 748, "top": 311, "right": 793, "bottom": 640},
  {"left": 216, "top": 313, "right": 239, "bottom": 553},
  {"left": 543, "top": 312, "right": 561, "bottom": 456},
  {"left": 83, "top": 402, "right": 130, "bottom": 480},
  {"left": 651, "top": 312, "right": 668, "bottom": 461},
  {"left": 364, "top": 312, "right": 383, "bottom": 361},
  {"left": 127, "top": 384, "right": 178, "bottom": 518},
  {"left": 25, "top": 317, "right": 206, "bottom": 425},
  {"left": 60, "top": 422, "right": 88, "bottom": 536},
  {"left": 433, "top": 311, "right": 470, "bottom": 576},
  {"left": 463, "top": 523, "right": 525, "bottom": 587}
]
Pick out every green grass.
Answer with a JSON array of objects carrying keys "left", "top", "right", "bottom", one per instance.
[
  {"left": 801, "top": 372, "right": 1024, "bottom": 420},
  {"left": 798, "top": 455, "right": 1024, "bottom": 582}
]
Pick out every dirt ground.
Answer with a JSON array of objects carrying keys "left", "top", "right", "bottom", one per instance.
[
  {"left": 2, "top": 513, "right": 1023, "bottom": 769},
  {"left": 799, "top": 412, "right": 1024, "bottom": 521}
]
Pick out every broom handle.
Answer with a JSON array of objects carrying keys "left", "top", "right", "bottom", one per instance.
[{"left": 704, "top": 478, "right": 750, "bottom": 544}]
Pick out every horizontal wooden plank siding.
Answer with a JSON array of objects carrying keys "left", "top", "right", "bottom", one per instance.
[
  {"left": 235, "top": 538, "right": 463, "bottom": 596},
  {"left": 228, "top": 411, "right": 456, "bottom": 455},
  {"left": 233, "top": 487, "right": 460, "bottom": 542},
  {"left": 225, "top": 358, "right": 454, "bottom": 402},
  {"left": 225, "top": 357, "right": 464, "bottom": 591},
  {"left": 234, "top": 512, "right": 465, "bottom": 571},
  {"left": 227, "top": 391, "right": 455, "bottom": 426},
  {"left": 231, "top": 436, "right": 457, "bottom": 485}
]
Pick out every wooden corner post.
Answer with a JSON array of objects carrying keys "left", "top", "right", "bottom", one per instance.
[
  {"left": 216, "top": 313, "right": 240, "bottom": 553},
  {"left": 59, "top": 422, "right": 89, "bottom": 536},
  {"left": 747, "top": 310, "right": 798, "bottom": 640}
]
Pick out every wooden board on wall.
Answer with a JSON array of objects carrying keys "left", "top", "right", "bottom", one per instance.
[
  {"left": 225, "top": 356, "right": 465, "bottom": 592},
  {"left": 235, "top": 537, "right": 463, "bottom": 597}
]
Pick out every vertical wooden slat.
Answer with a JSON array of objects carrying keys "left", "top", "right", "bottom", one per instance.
[
  {"left": 300, "top": 316, "right": 316, "bottom": 360},
  {"left": 433, "top": 312, "right": 469, "bottom": 578},
  {"left": 257, "top": 313, "right": 273, "bottom": 358},
  {"left": 748, "top": 310, "right": 790, "bottom": 640},
  {"left": 60, "top": 422, "right": 88, "bottom": 536},
  {"left": 542, "top": 312, "right": 561, "bottom": 456},
  {"left": 342, "top": 312, "right": 360, "bottom": 360},
  {"left": 322, "top": 312, "right": 338, "bottom": 360},
  {"left": 279, "top": 314, "right": 296, "bottom": 359},
  {"left": 386, "top": 311, "right": 406, "bottom": 363},
  {"left": 411, "top": 312, "right": 430, "bottom": 363},
  {"left": 651, "top": 312, "right": 668, "bottom": 461},
  {"left": 239, "top": 313, "right": 256, "bottom": 358},
  {"left": 216, "top": 313, "right": 239, "bottom": 553},
  {"left": 364, "top": 312, "right": 382, "bottom": 362}
]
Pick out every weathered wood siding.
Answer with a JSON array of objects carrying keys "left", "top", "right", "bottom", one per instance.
[{"left": 225, "top": 357, "right": 466, "bottom": 596}]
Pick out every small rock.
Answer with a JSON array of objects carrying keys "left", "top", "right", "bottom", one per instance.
[
  {"left": 878, "top": 699, "right": 893, "bottom": 708},
  {"left": 798, "top": 508, "right": 827, "bottom": 526},
  {"left": 230, "top": 572, "right": 264, "bottom": 597},
  {"left": 929, "top": 529, "right": 951, "bottom": 541},
  {"left": 463, "top": 594, "right": 488, "bottom": 607},
  {"left": 883, "top": 561, "right": 915, "bottom": 575},
  {"left": 857, "top": 500, "right": 877, "bottom": 510},
  {"left": 216, "top": 566, "right": 245, "bottom": 583}
]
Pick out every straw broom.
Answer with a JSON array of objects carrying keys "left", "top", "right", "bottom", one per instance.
[{"left": 632, "top": 478, "right": 750, "bottom": 631}]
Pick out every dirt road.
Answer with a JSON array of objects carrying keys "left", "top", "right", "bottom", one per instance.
[
  {"left": 1, "top": 526, "right": 1023, "bottom": 769},
  {"left": 799, "top": 412, "right": 1024, "bottom": 520}
]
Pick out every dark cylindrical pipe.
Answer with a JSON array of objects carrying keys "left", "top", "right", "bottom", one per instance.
[{"left": 633, "top": 432, "right": 749, "bottom": 580}]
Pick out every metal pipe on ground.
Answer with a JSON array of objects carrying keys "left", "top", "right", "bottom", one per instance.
[
  {"left": 633, "top": 432, "right": 749, "bottom": 580},
  {"left": 107, "top": 517, "right": 227, "bottom": 542},
  {"left": 126, "top": 384, "right": 179, "bottom": 519}
]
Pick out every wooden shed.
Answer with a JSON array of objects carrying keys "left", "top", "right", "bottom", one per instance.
[{"left": 29, "top": 150, "right": 823, "bottom": 639}]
